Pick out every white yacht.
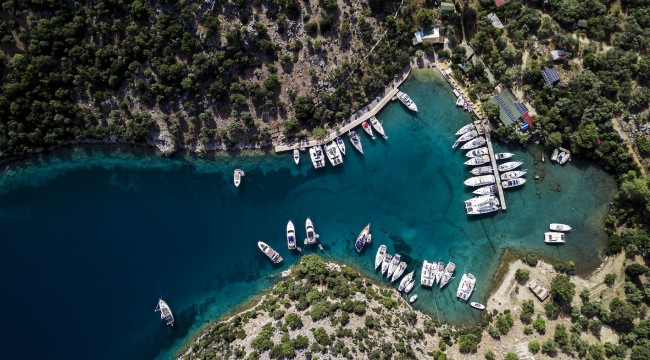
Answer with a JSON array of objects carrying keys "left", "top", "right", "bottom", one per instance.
[
  {"left": 502, "top": 178, "right": 527, "bottom": 189},
  {"left": 457, "top": 130, "right": 479, "bottom": 143},
  {"left": 375, "top": 244, "right": 387, "bottom": 270},
  {"left": 473, "top": 184, "right": 497, "bottom": 195},
  {"left": 455, "top": 123, "right": 475, "bottom": 136},
  {"left": 551, "top": 148, "right": 559, "bottom": 161},
  {"left": 286, "top": 220, "right": 297, "bottom": 250},
  {"left": 495, "top": 152, "right": 514, "bottom": 160},
  {"left": 370, "top": 116, "right": 388, "bottom": 140},
  {"left": 497, "top": 161, "right": 523, "bottom": 172},
  {"left": 404, "top": 278, "right": 415, "bottom": 293},
  {"left": 421, "top": 260, "right": 435, "bottom": 287},
  {"left": 305, "top": 218, "right": 317, "bottom": 245},
  {"left": 460, "top": 137, "right": 486, "bottom": 150},
  {"left": 470, "top": 166, "right": 493, "bottom": 176},
  {"left": 545, "top": 232, "right": 566, "bottom": 244},
  {"left": 155, "top": 299, "right": 174, "bottom": 326},
  {"left": 456, "top": 273, "right": 476, "bottom": 301},
  {"left": 435, "top": 262, "right": 444, "bottom": 285},
  {"left": 466, "top": 199, "right": 500, "bottom": 215},
  {"left": 466, "top": 147, "right": 489, "bottom": 158},
  {"left": 293, "top": 149, "right": 300, "bottom": 165},
  {"left": 464, "top": 155, "right": 490, "bottom": 166},
  {"left": 381, "top": 254, "right": 393, "bottom": 275},
  {"left": 233, "top": 169, "right": 244, "bottom": 187},
  {"left": 325, "top": 141, "right": 343, "bottom": 166},
  {"left": 398, "top": 271, "right": 415, "bottom": 292},
  {"left": 309, "top": 145, "right": 326, "bottom": 169},
  {"left": 464, "top": 175, "right": 496, "bottom": 187},
  {"left": 387, "top": 254, "right": 401, "bottom": 279},
  {"left": 348, "top": 130, "right": 363, "bottom": 154},
  {"left": 258, "top": 241, "right": 283, "bottom": 264},
  {"left": 559, "top": 152, "right": 571, "bottom": 164},
  {"left": 362, "top": 121, "right": 375, "bottom": 140},
  {"left": 456, "top": 95, "right": 465, "bottom": 107},
  {"left": 440, "top": 262, "right": 455, "bottom": 288},
  {"left": 336, "top": 137, "right": 346, "bottom": 155},
  {"left": 397, "top": 91, "right": 418, "bottom": 112},
  {"left": 550, "top": 223, "right": 572, "bottom": 232},
  {"left": 391, "top": 261, "right": 407, "bottom": 283},
  {"left": 500, "top": 170, "right": 527, "bottom": 180}
]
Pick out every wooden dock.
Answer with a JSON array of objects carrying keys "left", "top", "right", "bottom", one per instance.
[
  {"left": 483, "top": 123, "right": 507, "bottom": 211},
  {"left": 275, "top": 87, "right": 400, "bottom": 153}
]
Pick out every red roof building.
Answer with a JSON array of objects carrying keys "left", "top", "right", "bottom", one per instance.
[
  {"left": 494, "top": 0, "right": 508, "bottom": 7},
  {"left": 522, "top": 112, "right": 534, "bottom": 127}
]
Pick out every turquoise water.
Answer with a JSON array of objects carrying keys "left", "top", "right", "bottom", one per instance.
[{"left": 0, "top": 71, "right": 616, "bottom": 359}]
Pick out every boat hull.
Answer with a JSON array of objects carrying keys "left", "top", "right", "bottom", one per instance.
[{"left": 354, "top": 224, "right": 371, "bottom": 253}]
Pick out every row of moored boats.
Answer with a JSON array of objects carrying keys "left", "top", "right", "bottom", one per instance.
[{"left": 545, "top": 223, "right": 572, "bottom": 244}]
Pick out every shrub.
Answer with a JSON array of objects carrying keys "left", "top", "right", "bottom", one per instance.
[
  {"left": 604, "top": 273, "right": 616, "bottom": 287},
  {"left": 458, "top": 333, "right": 479, "bottom": 353},
  {"left": 504, "top": 352, "right": 519, "bottom": 360},
  {"left": 485, "top": 350, "right": 495, "bottom": 360},
  {"left": 533, "top": 316, "right": 546, "bottom": 334},
  {"left": 523, "top": 254, "right": 538, "bottom": 266},
  {"left": 542, "top": 339, "right": 558, "bottom": 356},
  {"left": 312, "top": 327, "right": 331, "bottom": 346},
  {"left": 515, "top": 268, "right": 530, "bottom": 283},
  {"left": 529, "top": 340, "right": 540, "bottom": 353},
  {"left": 523, "top": 325, "right": 533, "bottom": 334},
  {"left": 554, "top": 324, "right": 569, "bottom": 348},
  {"left": 545, "top": 301, "right": 561, "bottom": 319},
  {"left": 285, "top": 313, "right": 303, "bottom": 330},
  {"left": 487, "top": 325, "right": 500, "bottom": 338}
]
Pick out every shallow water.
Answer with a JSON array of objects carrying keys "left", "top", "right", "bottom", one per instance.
[{"left": 0, "top": 70, "right": 616, "bottom": 359}]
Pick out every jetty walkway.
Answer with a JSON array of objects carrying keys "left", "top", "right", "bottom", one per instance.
[{"left": 483, "top": 123, "right": 507, "bottom": 211}]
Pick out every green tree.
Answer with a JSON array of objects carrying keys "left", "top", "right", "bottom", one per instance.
[
  {"left": 515, "top": 268, "right": 530, "bottom": 283},
  {"left": 483, "top": 102, "right": 500, "bottom": 120},
  {"left": 551, "top": 274, "right": 576, "bottom": 307},
  {"left": 604, "top": 273, "right": 616, "bottom": 287},
  {"left": 312, "top": 127, "right": 328, "bottom": 140},
  {"left": 458, "top": 333, "right": 479, "bottom": 353}
]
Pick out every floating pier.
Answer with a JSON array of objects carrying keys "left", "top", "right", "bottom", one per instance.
[{"left": 483, "top": 123, "right": 507, "bottom": 211}]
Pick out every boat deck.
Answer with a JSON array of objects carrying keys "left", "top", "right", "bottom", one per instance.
[{"left": 483, "top": 123, "right": 507, "bottom": 211}]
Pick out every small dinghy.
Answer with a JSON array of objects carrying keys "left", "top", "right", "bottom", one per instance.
[
  {"left": 234, "top": 169, "right": 244, "bottom": 187},
  {"left": 550, "top": 223, "right": 572, "bottom": 232},
  {"left": 470, "top": 302, "right": 485, "bottom": 310},
  {"left": 293, "top": 149, "right": 300, "bottom": 165},
  {"left": 409, "top": 294, "right": 418, "bottom": 303}
]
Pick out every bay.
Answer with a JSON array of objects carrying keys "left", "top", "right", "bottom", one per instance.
[{"left": 0, "top": 70, "right": 616, "bottom": 359}]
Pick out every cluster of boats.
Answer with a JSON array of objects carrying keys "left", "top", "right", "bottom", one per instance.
[
  {"left": 257, "top": 218, "right": 320, "bottom": 264},
  {"left": 452, "top": 124, "right": 486, "bottom": 150},
  {"left": 551, "top": 148, "right": 571, "bottom": 165},
  {"left": 545, "top": 223, "right": 571, "bottom": 244}
]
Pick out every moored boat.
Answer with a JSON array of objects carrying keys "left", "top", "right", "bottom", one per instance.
[
  {"left": 325, "top": 141, "right": 343, "bottom": 166},
  {"left": 460, "top": 137, "right": 486, "bottom": 150},
  {"left": 457, "top": 130, "right": 479, "bottom": 143},
  {"left": 348, "top": 130, "right": 364, "bottom": 154},
  {"left": 409, "top": 294, "right": 418, "bottom": 303},
  {"left": 435, "top": 262, "right": 444, "bottom": 285},
  {"left": 375, "top": 244, "right": 387, "bottom": 270},
  {"left": 465, "top": 147, "right": 489, "bottom": 158},
  {"left": 495, "top": 152, "right": 514, "bottom": 160},
  {"left": 440, "top": 262, "right": 456, "bottom": 288},
  {"left": 286, "top": 221, "right": 297, "bottom": 250},
  {"left": 404, "top": 279, "right": 415, "bottom": 293},
  {"left": 501, "top": 178, "right": 527, "bottom": 189},
  {"left": 551, "top": 148, "right": 559, "bottom": 161},
  {"left": 387, "top": 254, "right": 401, "bottom": 278},
  {"left": 155, "top": 299, "right": 174, "bottom": 326},
  {"left": 397, "top": 91, "right": 418, "bottom": 112},
  {"left": 258, "top": 241, "right": 283, "bottom": 264},
  {"left": 398, "top": 271, "right": 415, "bottom": 292},
  {"left": 370, "top": 116, "right": 388, "bottom": 140},
  {"left": 497, "top": 161, "right": 523, "bottom": 172},
  {"left": 354, "top": 223, "right": 372, "bottom": 253},
  {"left": 421, "top": 260, "right": 435, "bottom": 287},
  {"left": 391, "top": 261, "right": 408, "bottom": 283},
  {"left": 464, "top": 175, "right": 496, "bottom": 187},
  {"left": 336, "top": 137, "right": 346, "bottom": 155},
  {"left": 234, "top": 169, "right": 244, "bottom": 187},
  {"left": 500, "top": 170, "right": 527, "bottom": 180},
  {"left": 456, "top": 273, "right": 476, "bottom": 301},
  {"left": 473, "top": 184, "right": 497, "bottom": 195},
  {"left": 556, "top": 151, "right": 566, "bottom": 164},
  {"left": 544, "top": 231, "right": 566, "bottom": 244},
  {"left": 309, "top": 145, "right": 326, "bottom": 169},
  {"left": 550, "top": 223, "right": 572, "bottom": 232},
  {"left": 464, "top": 155, "right": 490, "bottom": 166},
  {"left": 466, "top": 196, "right": 500, "bottom": 215},
  {"left": 381, "top": 254, "right": 393, "bottom": 275},
  {"left": 293, "top": 149, "right": 300, "bottom": 165},
  {"left": 455, "top": 123, "right": 475, "bottom": 136},
  {"left": 455, "top": 96, "right": 465, "bottom": 107},
  {"left": 559, "top": 152, "right": 571, "bottom": 164},
  {"left": 362, "top": 121, "right": 375, "bottom": 140},
  {"left": 470, "top": 166, "right": 493, "bottom": 176},
  {"left": 305, "top": 218, "right": 317, "bottom": 245},
  {"left": 470, "top": 302, "right": 486, "bottom": 310}
]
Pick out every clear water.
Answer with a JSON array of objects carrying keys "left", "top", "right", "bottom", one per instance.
[{"left": 0, "top": 71, "right": 616, "bottom": 359}]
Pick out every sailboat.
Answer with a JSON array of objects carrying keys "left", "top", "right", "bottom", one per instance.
[
  {"left": 381, "top": 254, "right": 393, "bottom": 275},
  {"left": 362, "top": 121, "right": 375, "bottom": 140},
  {"left": 336, "top": 137, "right": 346, "bottom": 155},
  {"left": 155, "top": 298, "right": 174, "bottom": 326},
  {"left": 375, "top": 245, "right": 386, "bottom": 270},
  {"left": 354, "top": 223, "right": 372, "bottom": 253},
  {"left": 440, "top": 262, "right": 456, "bottom": 288},
  {"left": 348, "top": 130, "right": 364, "bottom": 154},
  {"left": 370, "top": 116, "right": 388, "bottom": 140},
  {"left": 286, "top": 221, "right": 297, "bottom": 250},
  {"left": 387, "top": 254, "right": 401, "bottom": 278}
]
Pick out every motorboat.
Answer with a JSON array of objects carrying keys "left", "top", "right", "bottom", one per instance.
[
  {"left": 556, "top": 151, "right": 566, "bottom": 164},
  {"left": 460, "top": 137, "right": 486, "bottom": 150},
  {"left": 457, "top": 130, "right": 479, "bottom": 143},
  {"left": 398, "top": 271, "right": 415, "bottom": 291},
  {"left": 404, "top": 279, "right": 415, "bottom": 293},
  {"left": 421, "top": 260, "right": 435, "bottom": 287},
  {"left": 456, "top": 96, "right": 465, "bottom": 107},
  {"left": 258, "top": 241, "right": 283, "bottom": 264},
  {"left": 370, "top": 116, "right": 388, "bottom": 140},
  {"left": 286, "top": 220, "right": 297, "bottom": 250},
  {"left": 455, "top": 123, "right": 475, "bottom": 136},
  {"left": 465, "top": 147, "right": 488, "bottom": 158},
  {"left": 464, "top": 175, "right": 496, "bottom": 187},
  {"left": 354, "top": 223, "right": 372, "bottom": 253},
  {"left": 375, "top": 244, "right": 387, "bottom": 270},
  {"left": 305, "top": 218, "right": 317, "bottom": 245},
  {"left": 470, "top": 302, "right": 486, "bottom": 310},
  {"left": 435, "top": 262, "right": 444, "bottom": 285},
  {"left": 348, "top": 130, "right": 364, "bottom": 154},
  {"left": 470, "top": 166, "right": 493, "bottom": 176},
  {"left": 336, "top": 137, "right": 346, "bottom": 155},
  {"left": 464, "top": 155, "right": 490, "bottom": 166},
  {"left": 550, "top": 223, "right": 572, "bottom": 232},
  {"left": 501, "top": 178, "right": 527, "bottom": 189},
  {"left": 362, "top": 121, "right": 375, "bottom": 140},
  {"left": 495, "top": 152, "right": 514, "bottom": 160},
  {"left": 551, "top": 148, "right": 559, "bottom": 161},
  {"left": 473, "top": 185, "right": 497, "bottom": 195},
  {"left": 155, "top": 299, "right": 174, "bottom": 326},
  {"left": 325, "top": 141, "right": 343, "bottom": 166},
  {"left": 381, "top": 254, "right": 393, "bottom": 275},
  {"left": 465, "top": 195, "right": 497, "bottom": 207},
  {"left": 544, "top": 232, "right": 566, "bottom": 244},
  {"left": 467, "top": 199, "right": 500, "bottom": 215},
  {"left": 500, "top": 170, "right": 527, "bottom": 180},
  {"left": 309, "top": 145, "right": 326, "bottom": 169},
  {"left": 387, "top": 254, "right": 401, "bottom": 279},
  {"left": 397, "top": 91, "right": 418, "bottom": 112},
  {"left": 234, "top": 169, "right": 244, "bottom": 187},
  {"left": 391, "top": 261, "right": 408, "bottom": 283},
  {"left": 559, "top": 152, "right": 571, "bottom": 164},
  {"left": 497, "top": 161, "right": 523, "bottom": 172},
  {"left": 456, "top": 273, "right": 476, "bottom": 301},
  {"left": 409, "top": 294, "right": 418, "bottom": 303},
  {"left": 440, "top": 262, "right": 455, "bottom": 288},
  {"left": 293, "top": 149, "right": 300, "bottom": 165}
]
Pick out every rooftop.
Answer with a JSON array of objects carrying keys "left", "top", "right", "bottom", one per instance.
[
  {"left": 541, "top": 67, "right": 561, "bottom": 85},
  {"left": 440, "top": 2, "right": 455, "bottom": 11}
]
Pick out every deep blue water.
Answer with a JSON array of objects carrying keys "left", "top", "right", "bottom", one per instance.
[{"left": 0, "top": 71, "right": 616, "bottom": 359}]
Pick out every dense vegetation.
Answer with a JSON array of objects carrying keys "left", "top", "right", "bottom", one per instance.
[{"left": 0, "top": 0, "right": 415, "bottom": 159}]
